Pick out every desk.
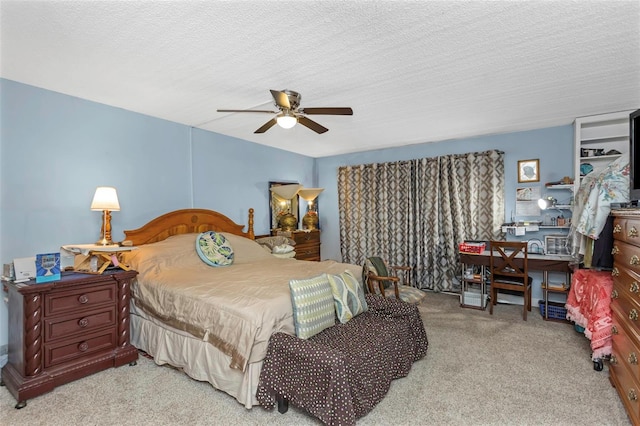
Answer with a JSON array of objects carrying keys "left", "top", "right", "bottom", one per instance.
[{"left": 459, "top": 250, "right": 572, "bottom": 317}]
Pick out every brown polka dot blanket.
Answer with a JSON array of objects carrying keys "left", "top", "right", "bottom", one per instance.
[{"left": 256, "top": 295, "right": 428, "bottom": 425}]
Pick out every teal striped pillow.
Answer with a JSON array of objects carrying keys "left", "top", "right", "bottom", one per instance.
[
  {"left": 327, "top": 270, "right": 368, "bottom": 324},
  {"left": 289, "top": 274, "right": 336, "bottom": 339}
]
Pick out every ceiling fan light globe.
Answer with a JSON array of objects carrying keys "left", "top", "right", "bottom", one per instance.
[{"left": 277, "top": 115, "right": 297, "bottom": 129}]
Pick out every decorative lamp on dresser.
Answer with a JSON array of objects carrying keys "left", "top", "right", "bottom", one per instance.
[
  {"left": 610, "top": 209, "right": 640, "bottom": 425},
  {"left": 1, "top": 270, "right": 138, "bottom": 408}
]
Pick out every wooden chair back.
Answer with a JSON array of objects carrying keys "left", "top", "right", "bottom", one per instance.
[
  {"left": 488, "top": 240, "right": 532, "bottom": 320},
  {"left": 489, "top": 240, "right": 529, "bottom": 284}
]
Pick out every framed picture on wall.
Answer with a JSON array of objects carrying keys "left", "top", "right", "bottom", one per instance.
[{"left": 518, "top": 159, "right": 540, "bottom": 183}]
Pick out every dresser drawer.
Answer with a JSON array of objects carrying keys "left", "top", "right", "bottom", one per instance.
[
  {"left": 612, "top": 294, "right": 640, "bottom": 338},
  {"left": 45, "top": 307, "right": 117, "bottom": 342},
  {"left": 44, "top": 328, "right": 117, "bottom": 368},
  {"left": 611, "top": 322, "right": 640, "bottom": 425},
  {"left": 610, "top": 349, "right": 640, "bottom": 424},
  {"left": 614, "top": 217, "right": 640, "bottom": 246},
  {"left": 45, "top": 283, "right": 117, "bottom": 317},
  {"left": 612, "top": 266, "right": 640, "bottom": 305},
  {"left": 292, "top": 230, "right": 320, "bottom": 245},
  {"left": 614, "top": 240, "right": 640, "bottom": 278},
  {"left": 295, "top": 245, "right": 321, "bottom": 261},
  {"left": 612, "top": 308, "right": 640, "bottom": 375}
]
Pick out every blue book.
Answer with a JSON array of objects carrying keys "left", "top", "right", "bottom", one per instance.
[{"left": 36, "top": 252, "right": 61, "bottom": 283}]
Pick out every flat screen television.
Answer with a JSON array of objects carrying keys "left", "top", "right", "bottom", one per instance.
[{"left": 630, "top": 109, "right": 640, "bottom": 203}]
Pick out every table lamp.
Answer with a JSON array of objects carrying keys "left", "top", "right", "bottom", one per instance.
[
  {"left": 298, "top": 188, "right": 324, "bottom": 230},
  {"left": 91, "top": 186, "right": 120, "bottom": 246},
  {"left": 270, "top": 184, "right": 302, "bottom": 231},
  {"left": 538, "top": 197, "right": 557, "bottom": 210}
]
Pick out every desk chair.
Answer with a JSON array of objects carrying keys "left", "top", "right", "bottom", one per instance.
[{"left": 489, "top": 240, "right": 533, "bottom": 320}]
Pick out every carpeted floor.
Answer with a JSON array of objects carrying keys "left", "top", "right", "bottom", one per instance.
[{"left": 0, "top": 292, "right": 631, "bottom": 425}]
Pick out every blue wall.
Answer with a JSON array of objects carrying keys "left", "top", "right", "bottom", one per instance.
[
  {"left": 0, "top": 79, "right": 314, "bottom": 352},
  {"left": 0, "top": 78, "right": 576, "bottom": 352}
]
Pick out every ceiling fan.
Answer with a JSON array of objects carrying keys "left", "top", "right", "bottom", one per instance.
[{"left": 217, "top": 89, "right": 353, "bottom": 134}]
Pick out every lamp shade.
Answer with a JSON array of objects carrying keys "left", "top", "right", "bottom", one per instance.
[
  {"left": 91, "top": 187, "right": 120, "bottom": 211},
  {"left": 270, "top": 184, "right": 302, "bottom": 200},
  {"left": 537, "top": 197, "right": 556, "bottom": 210},
  {"left": 298, "top": 188, "right": 324, "bottom": 201}
]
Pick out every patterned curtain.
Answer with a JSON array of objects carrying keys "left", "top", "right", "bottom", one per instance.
[
  {"left": 338, "top": 150, "right": 504, "bottom": 291},
  {"left": 337, "top": 161, "right": 413, "bottom": 267}
]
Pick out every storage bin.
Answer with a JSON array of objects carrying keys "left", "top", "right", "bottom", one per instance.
[{"left": 538, "top": 300, "right": 567, "bottom": 320}]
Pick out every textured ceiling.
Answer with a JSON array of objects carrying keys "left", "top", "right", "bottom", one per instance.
[{"left": 1, "top": 1, "right": 639, "bottom": 158}]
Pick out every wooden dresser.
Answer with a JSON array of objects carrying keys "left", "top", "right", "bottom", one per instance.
[
  {"left": 610, "top": 209, "right": 640, "bottom": 425},
  {"left": 1, "top": 270, "right": 138, "bottom": 408},
  {"left": 291, "top": 230, "right": 321, "bottom": 261}
]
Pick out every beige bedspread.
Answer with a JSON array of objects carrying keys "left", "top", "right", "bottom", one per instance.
[{"left": 121, "top": 232, "right": 361, "bottom": 372}]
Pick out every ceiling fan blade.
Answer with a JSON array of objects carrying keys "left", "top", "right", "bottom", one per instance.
[
  {"left": 270, "top": 90, "right": 291, "bottom": 109},
  {"left": 217, "top": 109, "right": 277, "bottom": 113},
  {"left": 299, "top": 107, "right": 353, "bottom": 115},
  {"left": 254, "top": 118, "right": 278, "bottom": 133},
  {"left": 298, "top": 116, "right": 329, "bottom": 134}
]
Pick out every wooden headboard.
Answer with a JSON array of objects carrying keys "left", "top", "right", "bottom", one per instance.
[{"left": 123, "top": 208, "right": 255, "bottom": 245}]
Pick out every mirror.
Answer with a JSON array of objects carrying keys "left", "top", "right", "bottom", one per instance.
[{"left": 269, "top": 181, "right": 300, "bottom": 231}]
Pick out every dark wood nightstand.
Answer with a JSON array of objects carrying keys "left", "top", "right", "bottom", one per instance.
[
  {"left": 1, "top": 270, "right": 138, "bottom": 408},
  {"left": 291, "top": 230, "right": 321, "bottom": 261}
]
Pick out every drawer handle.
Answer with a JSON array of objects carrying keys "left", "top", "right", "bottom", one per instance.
[
  {"left": 612, "top": 267, "right": 620, "bottom": 277},
  {"left": 632, "top": 282, "right": 640, "bottom": 293},
  {"left": 630, "top": 352, "right": 638, "bottom": 365},
  {"left": 629, "top": 389, "right": 638, "bottom": 402},
  {"left": 611, "top": 355, "right": 618, "bottom": 365},
  {"left": 630, "top": 309, "right": 639, "bottom": 321},
  {"left": 631, "top": 255, "right": 640, "bottom": 266},
  {"left": 630, "top": 227, "right": 639, "bottom": 238},
  {"left": 78, "top": 342, "right": 89, "bottom": 352},
  {"left": 78, "top": 295, "right": 89, "bottom": 304},
  {"left": 78, "top": 318, "right": 89, "bottom": 328},
  {"left": 612, "top": 289, "right": 619, "bottom": 299},
  {"left": 612, "top": 325, "right": 619, "bottom": 335},
  {"left": 614, "top": 223, "right": 622, "bottom": 234},
  {"left": 612, "top": 246, "right": 620, "bottom": 255}
]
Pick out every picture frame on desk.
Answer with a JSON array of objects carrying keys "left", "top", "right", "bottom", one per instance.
[
  {"left": 35, "top": 252, "right": 61, "bottom": 283},
  {"left": 544, "top": 235, "right": 570, "bottom": 255}
]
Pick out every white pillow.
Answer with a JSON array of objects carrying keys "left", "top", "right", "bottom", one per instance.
[{"left": 272, "top": 244, "right": 295, "bottom": 254}]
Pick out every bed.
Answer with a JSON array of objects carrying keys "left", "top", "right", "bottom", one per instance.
[{"left": 120, "top": 208, "right": 362, "bottom": 408}]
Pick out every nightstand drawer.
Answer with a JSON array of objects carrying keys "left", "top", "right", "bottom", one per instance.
[
  {"left": 295, "top": 245, "right": 321, "bottom": 261},
  {"left": 292, "top": 230, "right": 320, "bottom": 245},
  {"left": 45, "top": 283, "right": 117, "bottom": 316},
  {"left": 45, "top": 307, "right": 117, "bottom": 342},
  {"left": 45, "top": 329, "right": 117, "bottom": 368}
]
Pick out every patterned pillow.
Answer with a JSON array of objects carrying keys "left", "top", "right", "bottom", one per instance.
[
  {"left": 289, "top": 274, "right": 336, "bottom": 339},
  {"left": 195, "top": 231, "right": 234, "bottom": 266},
  {"left": 327, "top": 270, "right": 368, "bottom": 323}
]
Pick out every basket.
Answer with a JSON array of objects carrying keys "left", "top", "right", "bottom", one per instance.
[
  {"left": 459, "top": 242, "right": 486, "bottom": 254},
  {"left": 538, "top": 300, "right": 567, "bottom": 320}
]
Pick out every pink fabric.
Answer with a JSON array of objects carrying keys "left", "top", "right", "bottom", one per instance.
[{"left": 565, "top": 269, "right": 613, "bottom": 359}]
